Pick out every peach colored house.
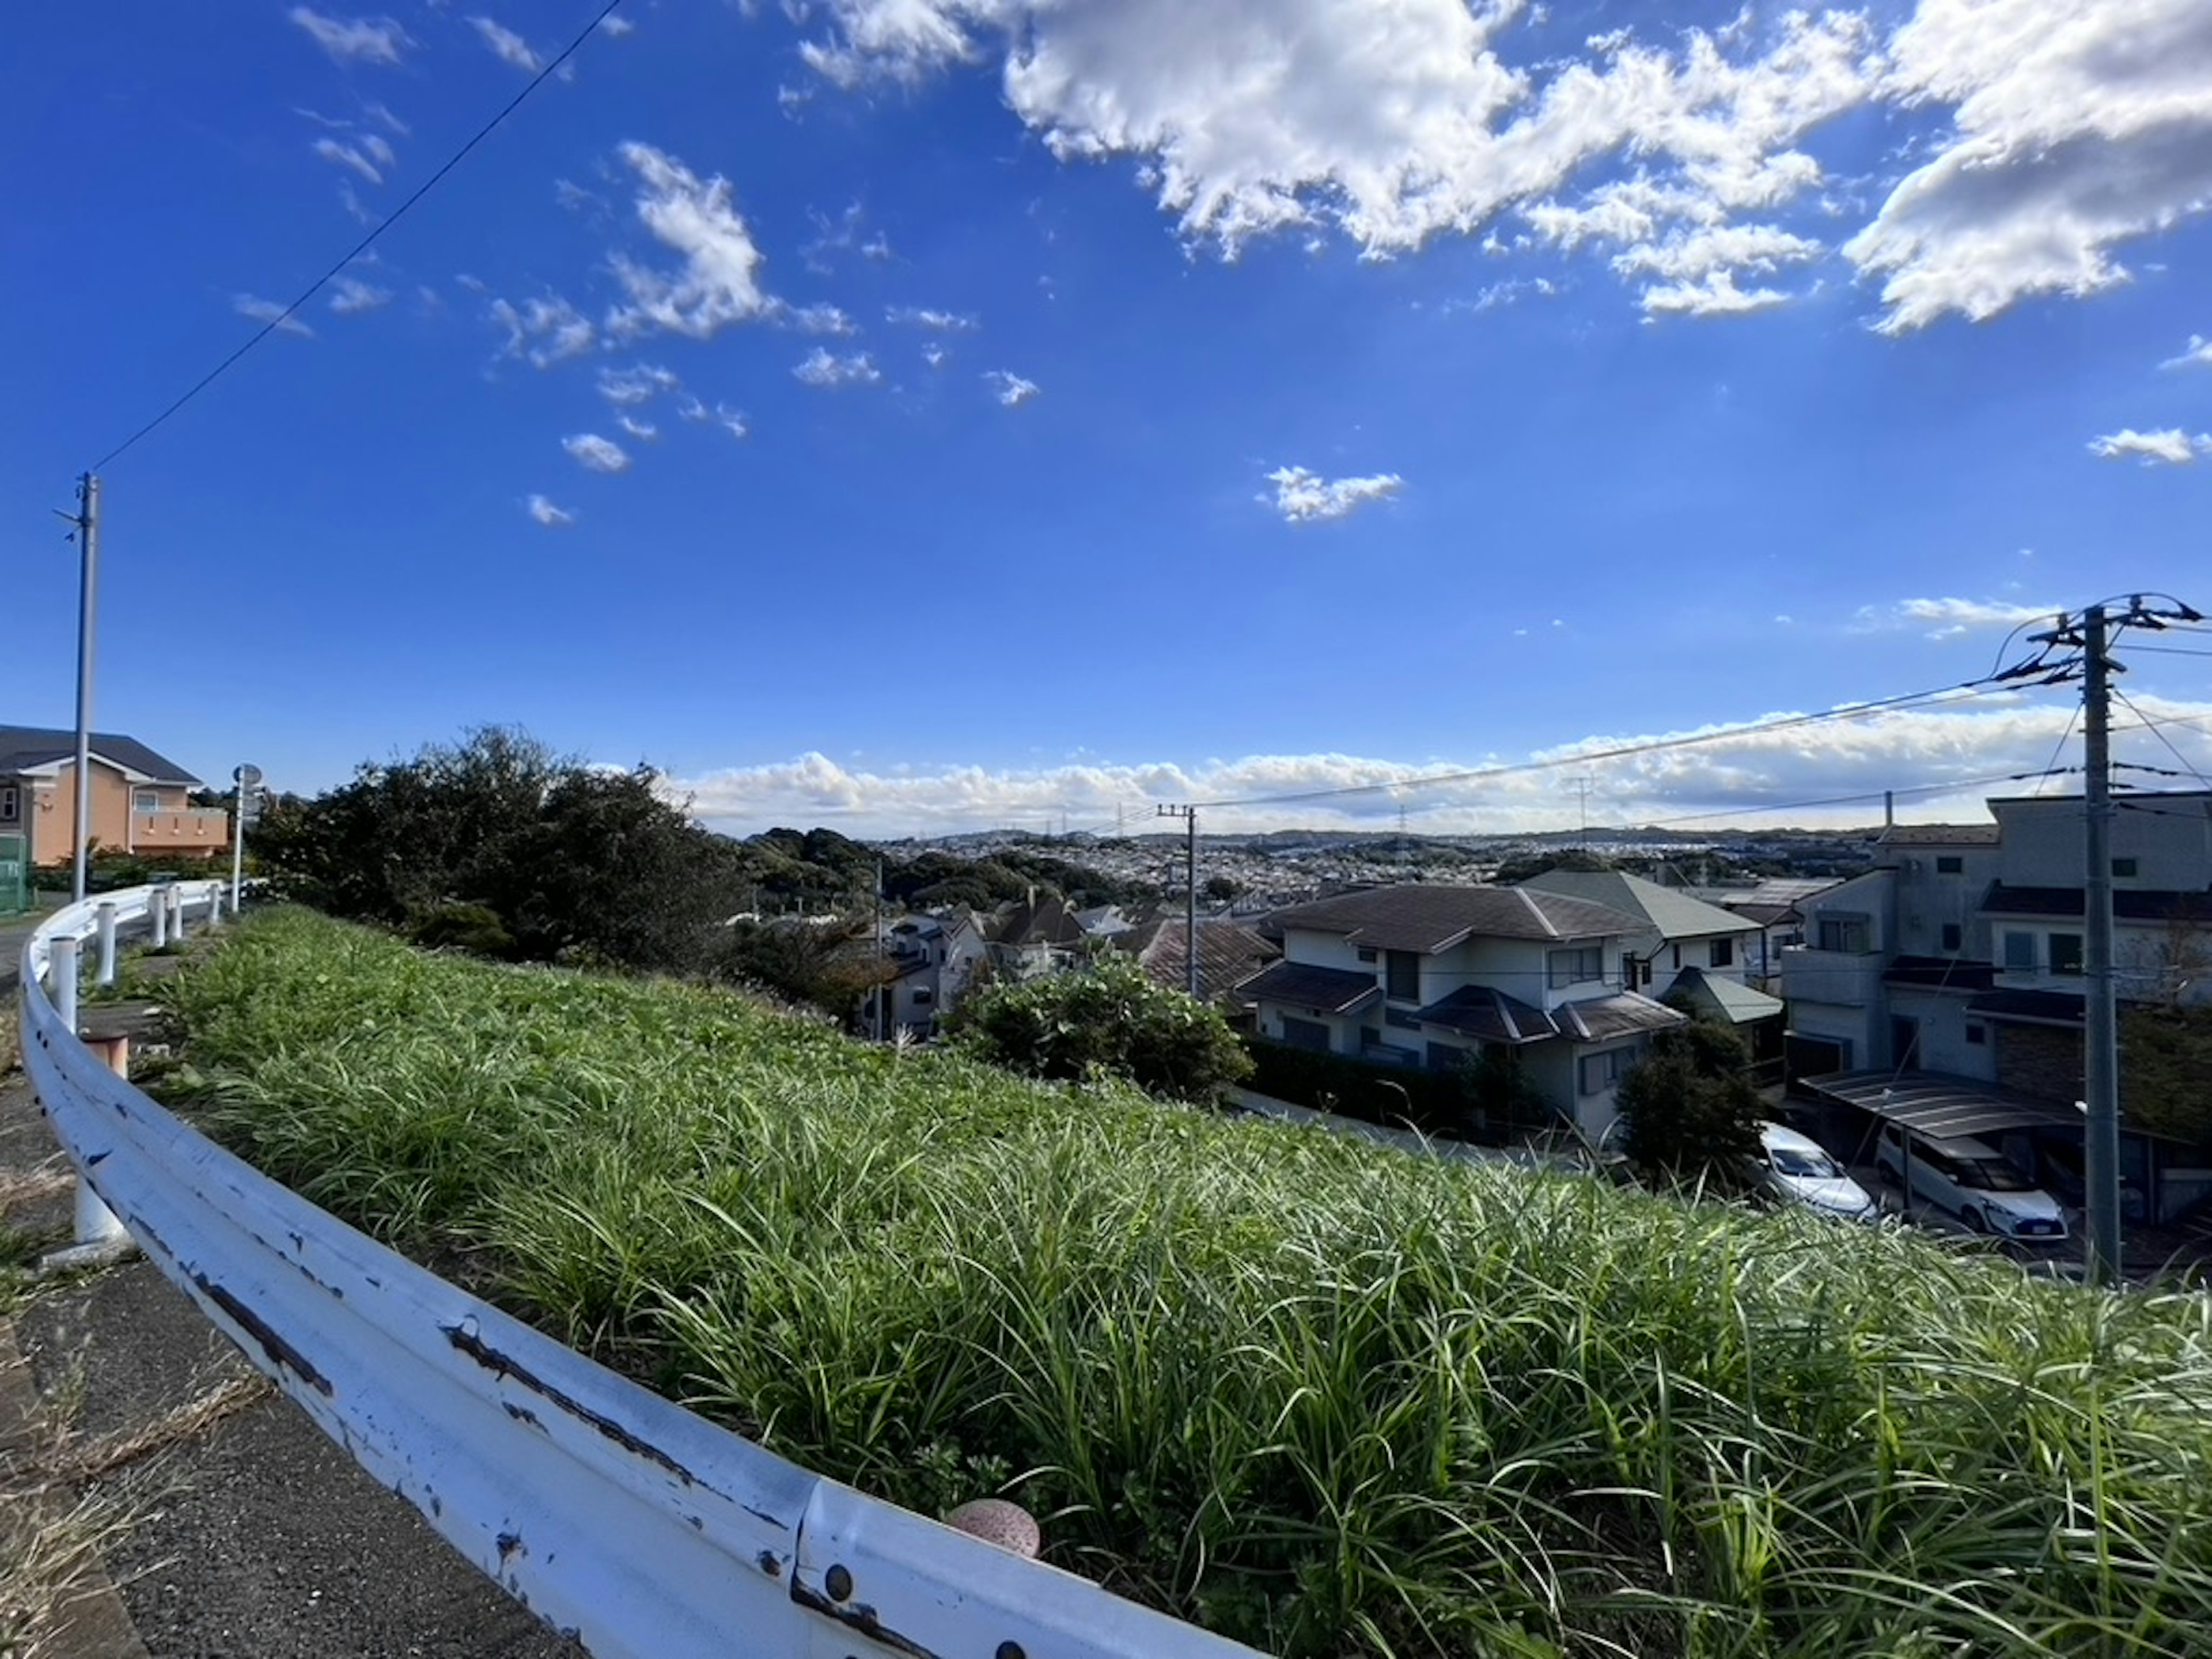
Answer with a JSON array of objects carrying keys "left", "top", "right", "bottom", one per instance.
[{"left": 0, "top": 726, "right": 230, "bottom": 866}]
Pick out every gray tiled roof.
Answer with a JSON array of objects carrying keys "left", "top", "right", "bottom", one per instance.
[
  {"left": 1551, "top": 992, "right": 1687, "bottom": 1043},
  {"left": 1234, "top": 959, "right": 1383, "bottom": 1016},
  {"left": 1518, "top": 869, "right": 1756, "bottom": 941},
  {"left": 1412, "top": 985, "right": 1555, "bottom": 1044},
  {"left": 1267, "top": 883, "right": 1644, "bottom": 951},
  {"left": 0, "top": 725, "right": 202, "bottom": 786},
  {"left": 1107, "top": 918, "right": 1278, "bottom": 1002}
]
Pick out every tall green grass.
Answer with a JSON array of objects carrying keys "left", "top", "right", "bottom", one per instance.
[{"left": 158, "top": 911, "right": 2212, "bottom": 1656}]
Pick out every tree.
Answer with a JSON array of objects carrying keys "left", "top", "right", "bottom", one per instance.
[
  {"left": 946, "top": 954, "right": 1253, "bottom": 1103},
  {"left": 710, "top": 917, "right": 895, "bottom": 1028},
  {"left": 1203, "top": 874, "right": 1244, "bottom": 903},
  {"left": 1612, "top": 1012, "right": 1764, "bottom": 1190}
]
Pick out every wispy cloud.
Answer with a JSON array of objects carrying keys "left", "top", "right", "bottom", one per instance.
[
  {"left": 312, "top": 135, "right": 392, "bottom": 184},
  {"left": 800, "top": 202, "right": 891, "bottom": 273},
  {"left": 680, "top": 396, "right": 748, "bottom": 439},
  {"left": 606, "top": 143, "right": 774, "bottom": 339},
  {"left": 886, "top": 305, "right": 978, "bottom": 331},
  {"left": 1638, "top": 270, "right": 1789, "bottom": 317},
  {"left": 787, "top": 302, "right": 856, "bottom": 336},
  {"left": 562, "top": 433, "right": 631, "bottom": 474},
  {"left": 524, "top": 494, "right": 575, "bottom": 527},
  {"left": 328, "top": 275, "right": 392, "bottom": 314},
  {"left": 599, "top": 14, "right": 635, "bottom": 37},
  {"left": 1854, "top": 596, "right": 2065, "bottom": 640},
  {"left": 289, "top": 7, "right": 412, "bottom": 66},
  {"left": 469, "top": 16, "right": 542, "bottom": 73},
  {"left": 597, "top": 362, "right": 680, "bottom": 406},
  {"left": 793, "top": 348, "right": 881, "bottom": 388},
  {"left": 2088, "top": 429, "right": 2211, "bottom": 466},
  {"left": 2161, "top": 334, "right": 2212, "bottom": 370},
  {"left": 233, "top": 294, "right": 313, "bottom": 338},
  {"left": 617, "top": 414, "right": 659, "bottom": 441},
  {"left": 983, "top": 369, "right": 1040, "bottom": 407},
  {"left": 1262, "top": 464, "right": 1402, "bottom": 524},
  {"left": 490, "top": 293, "right": 594, "bottom": 366}
]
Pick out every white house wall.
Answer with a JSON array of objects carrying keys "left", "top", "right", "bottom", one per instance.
[{"left": 1992, "top": 796, "right": 2212, "bottom": 888}]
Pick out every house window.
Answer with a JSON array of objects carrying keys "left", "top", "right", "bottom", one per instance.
[
  {"left": 1941, "top": 923, "right": 1962, "bottom": 953},
  {"left": 2050, "top": 933, "right": 2084, "bottom": 976},
  {"left": 132, "top": 789, "right": 162, "bottom": 812},
  {"left": 1965, "top": 1022, "right": 1987, "bottom": 1046},
  {"left": 1936, "top": 855, "right": 1964, "bottom": 875},
  {"left": 2112, "top": 857, "right": 2138, "bottom": 878},
  {"left": 1578, "top": 1046, "right": 1637, "bottom": 1095},
  {"left": 1384, "top": 950, "right": 1421, "bottom": 1001},
  {"left": 1279, "top": 1016, "right": 1330, "bottom": 1052},
  {"left": 0, "top": 786, "right": 16, "bottom": 821},
  {"left": 911, "top": 990, "right": 933, "bottom": 1006},
  {"left": 1707, "top": 938, "right": 1734, "bottom": 969},
  {"left": 1815, "top": 916, "right": 1869, "bottom": 953},
  {"left": 1548, "top": 946, "right": 1603, "bottom": 989},
  {"left": 2003, "top": 931, "right": 2036, "bottom": 971},
  {"left": 1356, "top": 947, "right": 1378, "bottom": 963}
]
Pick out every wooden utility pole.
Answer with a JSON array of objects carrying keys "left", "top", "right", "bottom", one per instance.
[{"left": 1157, "top": 805, "right": 1198, "bottom": 998}]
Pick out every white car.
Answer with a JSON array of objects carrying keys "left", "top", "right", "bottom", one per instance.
[
  {"left": 1755, "top": 1123, "right": 1880, "bottom": 1223},
  {"left": 1874, "top": 1126, "right": 2069, "bottom": 1241}
]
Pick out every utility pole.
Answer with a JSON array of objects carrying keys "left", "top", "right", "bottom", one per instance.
[
  {"left": 1158, "top": 804, "right": 1199, "bottom": 998},
  {"left": 66, "top": 474, "right": 100, "bottom": 904},
  {"left": 2081, "top": 605, "right": 2121, "bottom": 1287},
  {"left": 874, "top": 856, "right": 887, "bottom": 1043},
  {"left": 1570, "top": 774, "right": 1593, "bottom": 851}
]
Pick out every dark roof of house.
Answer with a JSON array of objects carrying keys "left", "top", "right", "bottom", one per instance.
[
  {"left": 0, "top": 725, "right": 201, "bottom": 786},
  {"left": 1235, "top": 960, "right": 1383, "bottom": 1016},
  {"left": 1517, "top": 870, "right": 1753, "bottom": 941},
  {"left": 991, "top": 893, "right": 1087, "bottom": 947},
  {"left": 1267, "top": 884, "right": 1645, "bottom": 952},
  {"left": 1980, "top": 885, "right": 2212, "bottom": 923},
  {"left": 1667, "top": 966, "right": 1786, "bottom": 1024},
  {"left": 1883, "top": 955, "right": 1997, "bottom": 992},
  {"left": 1107, "top": 918, "right": 1278, "bottom": 1002},
  {"left": 1412, "top": 985, "right": 1556, "bottom": 1044},
  {"left": 1965, "top": 988, "right": 2086, "bottom": 1026},
  {"left": 1551, "top": 992, "right": 1688, "bottom": 1043},
  {"left": 1878, "top": 824, "right": 2000, "bottom": 846}
]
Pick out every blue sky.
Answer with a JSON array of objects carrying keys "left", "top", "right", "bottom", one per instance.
[{"left": 5, "top": 0, "right": 2211, "bottom": 836}]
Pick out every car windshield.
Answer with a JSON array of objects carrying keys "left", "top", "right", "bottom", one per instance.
[
  {"left": 1768, "top": 1146, "right": 1843, "bottom": 1180},
  {"left": 1956, "top": 1158, "right": 2035, "bottom": 1192}
]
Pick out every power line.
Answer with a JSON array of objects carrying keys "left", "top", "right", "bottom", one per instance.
[
  {"left": 2110, "top": 687, "right": 2212, "bottom": 792},
  {"left": 2031, "top": 701, "right": 2081, "bottom": 797},
  {"left": 93, "top": 0, "right": 626, "bottom": 471},
  {"left": 2115, "top": 643, "right": 2212, "bottom": 660}
]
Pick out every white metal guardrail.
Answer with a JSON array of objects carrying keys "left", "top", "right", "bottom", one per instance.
[{"left": 18, "top": 888, "right": 1262, "bottom": 1659}]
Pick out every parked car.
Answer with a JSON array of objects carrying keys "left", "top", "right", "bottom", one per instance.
[
  {"left": 1874, "top": 1126, "right": 2069, "bottom": 1240},
  {"left": 1755, "top": 1122, "right": 1879, "bottom": 1222}
]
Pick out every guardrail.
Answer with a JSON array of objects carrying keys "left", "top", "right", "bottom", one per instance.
[{"left": 17, "top": 887, "right": 1260, "bottom": 1659}]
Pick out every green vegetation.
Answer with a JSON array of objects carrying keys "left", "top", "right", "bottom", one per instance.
[
  {"left": 160, "top": 910, "right": 2212, "bottom": 1657},
  {"left": 1613, "top": 1010, "right": 1767, "bottom": 1188},
  {"left": 946, "top": 953, "right": 1252, "bottom": 1103}
]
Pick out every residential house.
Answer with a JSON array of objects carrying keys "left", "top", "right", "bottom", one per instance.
[
  {"left": 872, "top": 913, "right": 992, "bottom": 1039},
  {"left": 0, "top": 725, "right": 228, "bottom": 866},
  {"left": 1781, "top": 793, "right": 2212, "bottom": 1220},
  {"left": 1514, "top": 869, "right": 1785, "bottom": 1069},
  {"left": 1102, "top": 916, "right": 1278, "bottom": 1005},
  {"left": 987, "top": 891, "right": 1089, "bottom": 982},
  {"left": 1681, "top": 876, "right": 1844, "bottom": 990},
  {"left": 1238, "top": 884, "right": 1687, "bottom": 1137}
]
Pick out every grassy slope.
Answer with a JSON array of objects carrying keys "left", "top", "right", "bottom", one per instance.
[{"left": 156, "top": 911, "right": 2212, "bottom": 1658}]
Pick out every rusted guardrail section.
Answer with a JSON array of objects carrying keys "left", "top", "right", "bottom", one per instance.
[{"left": 18, "top": 887, "right": 1261, "bottom": 1659}]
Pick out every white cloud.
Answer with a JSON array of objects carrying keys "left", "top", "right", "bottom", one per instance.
[
  {"left": 800, "top": 202, "right": 891, "bottom": 272},
  {"left": 490, "top": 294, "right": 595, "bottom": 365},
  {"left": 597, "top": 362, "right": 680, "bottom": 406},
  {"left": 328, "top": 275, "right": 392, "bottom": 314},
  {"left": 2161, "top": 334, "right": 2212, "bottom": 370},
  {"left": 234, "top": 294, "right": 313, "bottom": 337},
  {"left": 364, "top": 100, "right": 409, "bottom": 135},
  {"left": 1845, "top": 0, "right": 2212, "bottom": 332},
  {"left": 2088, "top": 428, "right": 2211, "bottom": 465},
  {"left": 668, "top": 695, "right": 2212, "bottom": 838},
  {"left": 470, "top": 16, "right": 543, "bottom": 73},
  {"left": 600, "top": 14, "right": 635, "bottom": 37},
  {"left": 680, "top": 395, "right": 750, "bottom": 438},
  {"left": 606, "top": 143, "right": 774, "bottom": 339},
  {"left": 1889, "top": 597, "right": 2065, "bottom": 629},
  {"left": 562, "top": 432, "right": 632, "bottom": 473},
  {"left": 886, "top": 305, "right": 978, "bottom": 330},
  {"left": 289, "top": 6, "right": 412, "bottom": 66},
  {"left": 313, "top": 136, "right": 385, "bottom": 184},
  {"left": 1263, "top": 464, "right": 1402, "bottom": 524},
  {"left": 983, "top": 369, "right": 1040, "bottom": 406},
  {"left": 793, "top": 347, "right": 881, "bottom": 387},
  {"left": 1637, "top": 270, "right": 1789, "bottom": 317},
  {"left": 617, "top": 413, "right": 659, "bottom": 440},
  {"left": 525, "top": 493, "right": 576, "bottom": 526},
  {"left": 788, "top": 302, "right": 857, "bottom": 335},
  {"left": 921, "top": 341, "right": 948, "bottom": 368}
]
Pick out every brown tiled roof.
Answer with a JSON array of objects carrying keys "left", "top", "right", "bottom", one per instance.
[
  {"left": 1235, "top": 960, "right": 1382, "bottom": 1016},
  {"left": 1108, "top": 918, "right": 1278, "bottom": 1001},
  {"left": 1267, "top": 884, "right": 1644, "bottom": 951}
]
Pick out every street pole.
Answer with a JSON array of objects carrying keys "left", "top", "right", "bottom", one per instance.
[
  {"left": 1157, "top": 805, "right": 1200, "bottom": 997},
  {"left": 230, "top": 763, "right": 261, "bottom": 912},
  {"left": 70, "top": 474, "right": 100, "bottom": 904},
  {"left": 2082, "top": 604, "right": 2122, "bottom": 1287},
  {"left": 874, "top": 856, "right": 886, "bottom": 1043}
]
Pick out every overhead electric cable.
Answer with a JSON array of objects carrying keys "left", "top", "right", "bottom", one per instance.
[
  {"left": 93, "top": 0, "right": 627, "bottom": 470},
  {"left": 2110, "top": 687, "right": 2212, "bottom": 792}
]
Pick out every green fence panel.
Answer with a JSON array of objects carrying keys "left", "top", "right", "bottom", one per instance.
[{"left": 0, "top": 833, "right": 26, "bottom": 916}]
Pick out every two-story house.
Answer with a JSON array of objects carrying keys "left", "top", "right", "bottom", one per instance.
[
  {"left": 0, "top": 725, "right": 229, "bottom": 865},
  {"left": 872, "top": 912, "right": 993, "bottom": 1039},
  {"left": 987, "top": 892, "right": 1088, "bottom": 982},
  {"left": 1237, "top": 884, "right": 1686, "bottom": 1137}
]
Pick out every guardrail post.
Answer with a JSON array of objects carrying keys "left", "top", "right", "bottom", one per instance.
[
  {"left": 151, "top": 889, "right": 169, "bottom": 949},
  {"left": 96, "top": 900, "right": 118, "bottom": 987},
  {"left": 51, "top": 935, "right": 78, "bottom": 1034},
  {"left": 70, "top": 1035, "right": 134, "bottom": 1251},
  {"left": 207, "top": 881, "right": 224, "bottom": 927},
  {"left": 173, "top": 885, "right": 191, "bottom": 943}
]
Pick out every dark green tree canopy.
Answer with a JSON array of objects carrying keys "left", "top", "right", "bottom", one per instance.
[{"left": 1612, "top": 1008, "right": 1765, "bottom": 1190}]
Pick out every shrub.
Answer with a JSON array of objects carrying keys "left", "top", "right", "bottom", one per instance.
[{"left": 1615, "top": 1014, "right": 1764, "bottom": 1188}]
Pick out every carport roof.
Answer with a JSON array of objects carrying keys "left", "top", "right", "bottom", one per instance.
[{"left": 1800, "top": 1069, "right": 2085, "bottom": 1143}]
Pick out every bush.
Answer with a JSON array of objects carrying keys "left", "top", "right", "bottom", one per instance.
[
  {"left": 1615, "top": 1014, "right": 1764, "bottom": 1188},
  {"left": 947, "top": 955, "right": 1252, "bottom": 1103},
  {"left": 405, "top": 902, "right": 514, "bottom": 958},
  {"left": 1243, "top": 1041, "right": 1554, "bottom": 1143}
]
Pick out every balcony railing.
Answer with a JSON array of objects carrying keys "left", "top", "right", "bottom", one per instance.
[{"left": 133, "top": 808, "right": 230, "bottom": 849}]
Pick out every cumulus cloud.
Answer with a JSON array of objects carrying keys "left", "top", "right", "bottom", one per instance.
[
  {"left": 1845, "top": 0, "right": 2212, "bottom": 332},
  {"left": 234, "top": 294, "right": 313, "bottom": 337},
  {"left": 470, "top": 16, "right": 543, "bottom": 72},
  {"left": 2088, "top": 428, "right": 2211, "bottom": 465},
  {"left": 1637, "top": 270, "right": 1789, "bottom": 317},
  {"left": 1263, "top": 464, "right": 1402, "bottom": 524},
  {"left": 562, "top": 432, "right": 632, "bottom": 473},
  {"left": 289, "top": 6, "right": 411, "bottom": 66},
  {"left": 983, "top": 369, "right": 1040, "bottom": 406},
  {"left": 1885, "top": 597, "right": 2065, "bottom": 631},
  {"left": 669, "top": 694, "right": 2212, "bottom": 838},
  {"left": 793, "top": 347, "right": 881, "bottom": 387},
  {"left": 490, "top": 293, "right": 595, "bottom": 365},
  {"left": 328, "top": 274, "right": 392, "bottom": 314},
  {"left": 524, "top": 494, "right": 576, "bottom": 526},
  {"left": 597, "top": 362, "right": 680, "bottom": 406},
  {"left": 788, "top": 302, "right": 857, "bottom": 335},
  {"left": 600, "top": 14, "right": 635, "bottom": 36},
  {"left": 2162, "top": 334, "right": 2212, "bottom": 370},
  {"left": 606, "top": 143, "right": 774, "bottom": 339}
]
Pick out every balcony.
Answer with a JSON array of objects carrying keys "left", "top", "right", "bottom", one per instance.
[
  {"left": 1779, "top": 945, "right": 1884, "bottom": 1007},
  {"left": 133, "top": 808, "right": 230, "bottom": 853}
]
